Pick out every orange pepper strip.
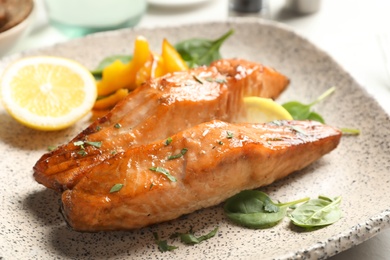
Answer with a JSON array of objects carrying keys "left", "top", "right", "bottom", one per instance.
[
  {"left": 93, "top": 88, "right": 129, "bottom": 110},
  {"left": 96, "top": 60, "right": 133, "bottom": 96},
  {"left": 161, "top": 38, "right": 188, "bottom": 73},
  {"left": 135, "top": 53, "right": 165, "bottom": 86},
  {"left": 96, "top": 36, "right": 152, "bottom": 96}
]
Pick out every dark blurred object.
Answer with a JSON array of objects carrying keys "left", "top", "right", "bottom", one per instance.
[
  {"left": 231, "top": 0, "right": 262, "bottom": 13},
  {"left": 229, "top": 0, "right": 269, "bottom": 18},
  {"left": 285, "top": 0, "right": 321, "bottom": 14},
  {"left": 0, "top": 0, "right": 33, "bottom": 33}
]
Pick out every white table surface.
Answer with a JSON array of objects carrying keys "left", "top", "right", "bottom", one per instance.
[{"left": 4, "top": 0, "right": 390, "bottom": 259}]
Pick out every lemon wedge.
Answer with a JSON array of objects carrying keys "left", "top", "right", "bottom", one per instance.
[
  {"left": 0, "top": 56, "right": 97, "bottom": 131},
  {"left": 243, "top": 96, "right": 293, "bottom": 123}
]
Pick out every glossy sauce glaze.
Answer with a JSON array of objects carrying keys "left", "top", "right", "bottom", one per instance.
[
  {"left": 33, "top": 59, "right": 289, "bottom": 192},
  {"left": 61, "top": 120, "right": 341, "bottom": 231}
]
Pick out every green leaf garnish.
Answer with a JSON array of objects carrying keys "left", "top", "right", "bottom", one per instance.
[
  {"left": 149, "top": 167, "right": 177, "bottom": 182},
  {"left": 226, "top": 131, "right": 234, "bottom": 139},
  {"left": 168, "top": 148, "right": 188, "bottom": 160},
  {"left": 175, "top": 29, "right": 234, "bottom": 68},
  {"left": 282, "top": 86, "right": 336, "bottom": 123},
  {"left": 289, "top": 196, "right": 342, "bottom": 228},
  {"left": 109, "top": 183, "right": 124, "bottom": 193},
  {"left": 153, "top": 232, "right": 178, "bottom": 252},
  {"left": 177, "top": 227, "right": 219, "bottom": 245},
  {"left": 224, "top": 190, "right": 309, "bottom": 229}
]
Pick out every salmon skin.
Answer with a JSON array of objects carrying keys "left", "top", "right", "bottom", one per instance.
[
  {"left": 61, "top": 120, "right": 341, "bottom": 231},
  {"left": 33, "top": 59, "right": 289, "bottom": 192}
]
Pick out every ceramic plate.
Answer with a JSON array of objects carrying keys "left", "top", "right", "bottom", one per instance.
[{"left": 1, "top": 19, "right": 389, "bottom": 259}]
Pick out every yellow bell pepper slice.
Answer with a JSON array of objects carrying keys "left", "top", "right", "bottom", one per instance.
[
  {"left": 97, "top": 36, "right": 152, "bottom": 96},
  {"left": 96, "top": 60, "right": 133, "bottom": 96},
  {"left": 161, "top": 38, "right": 188, "bottom": 73},
  {"left": 93, "top": 88, "right": 129, "bottom": 110}
]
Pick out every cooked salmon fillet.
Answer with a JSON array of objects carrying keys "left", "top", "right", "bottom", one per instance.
[
  {"left": 34, "top": 59, "right": 289, "bottom": 192},
  {"left": 61, "top": 120, "right": 341, "bottom": 231}
]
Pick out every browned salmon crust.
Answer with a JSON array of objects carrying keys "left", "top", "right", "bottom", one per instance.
[
  {"left": 33, "top": 59, "right": 289, "bottom": 192},
  {"left": 62, "top": 120, "right": 341, "bottom": 231}
]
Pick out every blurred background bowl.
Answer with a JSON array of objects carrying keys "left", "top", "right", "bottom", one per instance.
[{"left": 0, "top": 0, "right": 35, "bottom": 56}]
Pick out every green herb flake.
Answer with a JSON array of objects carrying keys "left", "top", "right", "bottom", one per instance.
[
  {"left": 73, "top": 140, "right": 85, "bottom": 148},
  {"left": 226, "top": 131, "right": 234, "bottom": 139},
  {"left": 341, "top": 128, "right": 360, "bottom": 135},
  {"left": 114, "top": 123, "right": 122, "bottom": 129},
  {"left": 178, "top": 226, "right": 219, "bottom": 245},
  {"left": 77, "top": 150, "right": 87, "bottom": 156},
  {"left": 96, "top": 126, "right": 102, "bottom": 131},
  {"left": 205, "top": 77, "right": 227, "bottom": 84},
  {"left": 153, "top": 232, "right": 178, "bottom": 252},
  {"left": 149, "top": 167, "right": 177, "bottom": 182},
  {"left": 47, "top": 145, "right": 57, "bottom": 152},
  {"left": 168, "top": 148, "right": 188, "bottom": 160},
  {"left": 74, "top": 140, "right": 102, "bottom": 149},
  {"left": 165, "top": 137, "right": 173, "bottom": 146},
  {"left": 290, "top": 126, "right": 308, "bottom": 136},
  {"left": 109, "top": 183, "right": 124, "bottom": 193},
  {"left": 218, "top": 141, "right": 224, "bottom": 145},
  {"left": 84, "top": 141, "right": 102, "bottom": 148},
  {"left": 193, "top": 75, "right": 204, "bottom": 84}
]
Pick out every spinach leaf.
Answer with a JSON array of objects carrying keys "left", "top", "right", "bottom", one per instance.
[
  {"left": 91, "top": 55, "right": 133, "bottom": 78},
  {"left": 153, "top": 232, "right": 178, "bottom": 252},
  {"left": 289, "top": 195, "right": 342, "bottom": 228},
  {"left": 175, "top": 29, "right": 234, "bottom": 68},
  {"left": 223, "top": 190, "right": 309, "bottom": 229},
  {"left": 282, "top": 86, "right": 336, "bottom": 123},
  {"left": 177, "top": 226, "right": 219, "bottom": 245}
]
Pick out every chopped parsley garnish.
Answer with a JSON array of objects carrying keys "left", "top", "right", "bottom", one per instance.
[
  {"left": 165, "top": 137, "right": 173, "bottom": 145},
  {"left": 192, "top": 75, "right": 204, "bottom": 84},
  {"left": 149, "top": 167, "right": 177, "bottom": 182},
  {"left": 109, "top": 183, "right": 124, "bottom": 193},
  {"left": 218, "top": 141, "right": 224, "bottom": 145},
  {"left": 74, "top": 140, "right": 102, "bottom": 156},
  {"left": 290, "top": 126, "right": 307, "bottom": 136},
  {"left": 47, "top": 145, "right": 57, "bottom": 152},
  {"left": 114, "top": 123, "right": 122, "bottom": 129},
  {"left": 153, "top": 232, "right": 178, "bottom": 252},
  {"left": 176, "top": 226, "right": 219, "bottom": 245},
  {"left": 226, "top": 131, "right": 234, "bottom": 139},
  {"left": 205, "top": 77, "right": 227, "bottom": 84},
  {"left": 74, "top": 140, "right": 102, "bottom": 149},
  {"left": 168, "top": 148, "right": 188, "bottom": 160}
]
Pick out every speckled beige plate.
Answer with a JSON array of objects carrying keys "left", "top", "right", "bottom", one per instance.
[{"left": 1, "top": 19, "right": 390, "bottom": 259}]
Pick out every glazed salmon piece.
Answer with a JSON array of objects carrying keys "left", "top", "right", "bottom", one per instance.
[
  {"left": 34, "top": 59, "right": 289, "bottom": 192},
  {"left": 61, "top": 120, "right": 341, "bottom": 231}
]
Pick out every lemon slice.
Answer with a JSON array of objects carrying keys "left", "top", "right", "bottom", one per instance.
[
  {"left": 0, "top": 56, "right": 97, "bottom": 131},
  {"left": 243, "top": 96, "right": 293, "bottom": 123}
]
